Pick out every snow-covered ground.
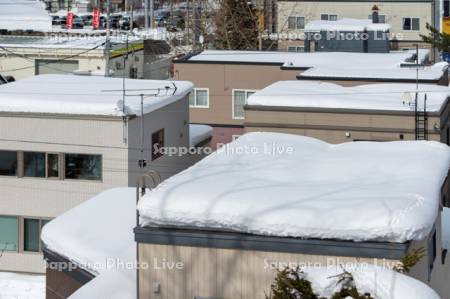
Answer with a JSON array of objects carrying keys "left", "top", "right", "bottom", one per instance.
[
  {"left": 138, "top": 132, "right": 450, "bottom": 243},
  {"left": 301, "top": 265, "right": 440, "bottom": 299},
  {"left": 0, "top": 272, "right": 45, "bottom": 299}
]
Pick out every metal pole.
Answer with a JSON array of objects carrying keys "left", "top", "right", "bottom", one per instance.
[
  {"left": 105, "top": 0, "right": 111, "bottom": 77},
  {"left": 149, "top": 0, "right": 154, "bottom": 29},
  {"left": 186, "top": 0, "right": 190, "bottom": 46},
  {"left": 144, "top": 0, "right": 149, "bottom": 29}
]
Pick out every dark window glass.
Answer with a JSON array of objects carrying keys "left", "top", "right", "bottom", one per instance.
[
  {"left": 64, "top": 154, "right": 102, "bottom": 180},
  {"left": 24, "top": 219, "right": 40, "bottom": 252},
  {"left": 321, "top": 14, "right": 329, "bottom": 20},
  {"left": 288, "top": 16, "right": 296, "bottom": 29},
  {"left": 152, "top": 129, "right": 165, "bottom": 161},
  {"left": 403, "top": 18, "right": 411, "bottom": 30},
  {"left": 24, "top": 152, "right": 45, "bottom": 178},
  {"left": 47, "top": 154, "right": 59, "bottom": 178},
  {"left": 445, "top": 0, "right": 450, "bottom": 17},
  {"left": 0, "top": 151, "right": 17, "bottom": 176},
  {"left": 412, "top": 18, "right": 420, "bottom": 30}
]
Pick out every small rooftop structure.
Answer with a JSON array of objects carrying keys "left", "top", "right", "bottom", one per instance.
[
  {"left": 0, "top": 74, "right": 194, "bottom": 116},
  {"left": 138, "top": 132, "right": 450, "bottom": 243},
  {"left": 0, "top": 0, "right": 52, "bottom": 31},
  {"left": 304, "top": 18, "right": 391, "bottom": 33},
  {"left": 246, "top": 81, "right": 450, "bottom": 112}
]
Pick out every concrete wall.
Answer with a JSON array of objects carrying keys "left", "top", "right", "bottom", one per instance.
[{"left": 277, "top": 1, "right": 432, "bottom": 51}]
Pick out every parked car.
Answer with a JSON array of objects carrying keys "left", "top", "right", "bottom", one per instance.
[
  {"left": 119, "top": 16, "right": 137, "bottom": 30},
  {"left": 82, "top": 15, "right": 93, "bottom": 26},
  {"left": 52, "top": 16, "right": 61, "bottom": 26},
  {"left": 72, "top": 16, "right": 85, "bottom": 29}
]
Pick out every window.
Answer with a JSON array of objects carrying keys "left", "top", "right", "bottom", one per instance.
[
  {"left": 0, "top": 216, "right": 18, "bottom": 251},
  {"left": 24, "top": 218, "right": 50, "bottom": 252},
  {"left": 129, "top": 67, "right": 138, "bottom": 79},
  {"left": 152, "top": 129, "right": 164, "bottom": 161},
  {"left": 233, "top": 90, "right": 256, "bottom": 119},
  {"left": 0, "top": 151, "right": 17, "bottom": 176},
  {"left": 47, "top": 153, "right": 59, "bottom": 178},
  {"left": 368, "top": 14, "right": 386, "bottom": 23},
  {"left": 24, "top": 152, "right": 46, "bottom": 178},
  {"left": 288, "top": 16, "right": 304, "bottom": 29},
  {"left": 403, "top": 17, "right": 420, "bottom": 30},
  {"left": 288, "top": 46, "right": 305, "bottom": 52},
  {"left": 64, "top": 154, "right": 102, "bottom": 180},
  {"left": 321, "top": 14, "right": 338, "bottom": 21},
  {"left": 189, "top": 88, "right": 209, "bottom": 108}
]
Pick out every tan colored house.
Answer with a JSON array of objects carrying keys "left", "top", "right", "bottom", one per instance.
[
  {"left": 134, "top": 132, "right": 450, "bottom": 299},
  {"left": 174, "top": 49, "right": 446, "bottom": 148},
  {"left": 245, "top": 81, "right": 450, "bottom": 144},
  {"left": 276, "top": 0, "right": 439, "bottom": 52},
  {"left": 40, "top": 133, "right": 450, "bottom": 298},
  {"left": 0, "top": 74, "right": 194, "bottom": 274}
]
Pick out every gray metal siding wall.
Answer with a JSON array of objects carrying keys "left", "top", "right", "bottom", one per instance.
[
  {"left": 367, "top": 31, "right": 391, "bottom": 53},
  {"left": 316, "top": 30, "right": 365, "bottom": 52}
]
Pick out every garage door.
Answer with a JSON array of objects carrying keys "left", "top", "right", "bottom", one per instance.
[{"left": 35, "top": 59, "right": 79, "bottom": 75}]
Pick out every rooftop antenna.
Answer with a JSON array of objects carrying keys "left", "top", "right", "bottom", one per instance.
[{"left": 102, "top": 83, "right": 178, "bottom": 168}]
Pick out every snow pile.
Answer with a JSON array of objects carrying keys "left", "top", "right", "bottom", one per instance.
[
  {"left": 0, "top": 75, "right": 194, "bottom": 116},
  {"left": 246, "top": 81, "right": 450, "bottom": 112},
  {"left": 300, "top": 265, "right": 440, "bottom": 299},
  {"left": 0, "top": 272, "right": 45, "bottom": 299},
  {"left": 138, "top": 132, "right": 450, "bottom": 243},
  {"left": 0, "top": 0, "right": 52, "bottom": 31},
  {"left": 305, "top": 18, "right": 391, "bottom": 32},
  {"left": 190, "top": 124, "right": 213, "bottom": 146}
]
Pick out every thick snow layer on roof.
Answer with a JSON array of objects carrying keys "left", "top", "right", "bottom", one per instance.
[
  {"left": 305, "top": 18, "right": 391, "bottom": 32},
  {"left": 246, "top": 81, "right": 450, "bottom": 112},
  {"left": 186, "top": 49, "right": 428, "bottom": 69},
  {"left": 190, "top": 124, "right": 213, "bottom": 146},
  {"left": 0, "top": 35, "right": 142, "bottom": 50},
  {"left": 300, "top": 61, "right": 448, "bottom": 80},
  {"left": 0, "top": 75, "right": 193, "bottom": 116},
  {"left": 0, "top": 0, "right": 52, "bottom": 31},
  {"left": 0, "top": 272, "right": 45, "bottom": 299},
  {"left": 301, "top": 265, "right": 440, "bottom": 299},
  {"left": 41, "top": 188, "right": 136, "bottom": 275},
  {"left": 443, "top": 208, "right": 450, "bottom": 250},
  {"left": 138, "top": 132, "right": 450, "bottom": 243}
]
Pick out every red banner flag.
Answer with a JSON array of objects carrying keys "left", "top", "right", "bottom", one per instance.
[
  {"left": 93, "top": 8, "right": 100, "bottom": 29},
  {"left": 67, "top": 11, "right": 73, "bottom": 29}
]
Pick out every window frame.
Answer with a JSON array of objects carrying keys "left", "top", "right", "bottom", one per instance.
[
  {"left": 288, "top": 16, "right": 305, "bottom": 30},
  {"left": 0, "top": 150, "right": 18, "bottom": 177},
  {"left": 403, "top": 17, "right": 420, "bottom": 31},
  {"left": 189, "top": 88, "right": 210, "bottom": 109},
  {"left": 321, "top": 14, "right": 338, "bottom": 21},
  {"left": 151, "top": 128, "right": 165, "bottom": 161},
  {"left": 232, "top": 89, "right": 257, "bottom": 120},
  {"left": 0, "top": 215, "right": 19, "bottom": 252},
  {"left": 287, "top": 46, "right": 305, "bottom": 53},
  {"left": 63, "top": 153, "right": 103, "bottom": 182}
]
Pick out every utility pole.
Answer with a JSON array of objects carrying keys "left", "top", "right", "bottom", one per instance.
[
  {"left": 186, "top": 0, "right": 190, "bottom": 46},
  {"left": 144, "top": 0, "right": 149, "bottom": 29},
  {"left": 105, "top": 0, "right": 111, "bottom": 77},
  {"left": 149, "top": 0, "right": 154, "bottom": 29}
]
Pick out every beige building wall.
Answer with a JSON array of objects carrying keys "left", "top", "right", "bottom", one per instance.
[
  {"left": 277, "top": 1, "right": 432, "bottom": 50},
  {"left": 245, "top": 109, "right": 444, "bottom": 143},
  {"left": 174, "top": 62, "right": 300, "bottom": 126},
  {"left": 0, "top": 47, "right": 144, "bottom": 80},
  {"left": 0, "top": 96, "right": 192, "bottom": 274}
]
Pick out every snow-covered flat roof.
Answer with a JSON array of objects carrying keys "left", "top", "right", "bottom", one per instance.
[
  {"left": 189, "top": 124, "right": 213, "bottom": 146},
  {"left": 0, "top": 0, "right": 52, "bottom": 31},
  {"left": 185, "top": 49, "right": 428, "bottom": 69},
  {"left": 41, "top": 188, "right": 136, "bottom": 298},
  {"left": 246, "top": 81, "right": 450, "bottom": 112},
  {"left": 138, "top": 132, "right": 450, "bottom": 243},
  {"left": 0, "top": 74, "right": 193, "bottom": 116},
  {"left": 299, "top": 61, "right": 448, "bottom": 81},
  {"left": 305, "top": 18, "right": 391, "bottom": 32},
  {"left": 0, "top": 35, "right": 142, "bottom": 50}
]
